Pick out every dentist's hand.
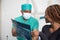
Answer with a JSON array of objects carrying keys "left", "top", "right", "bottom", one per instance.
[
  {"left": 12, "top": 28, "right": 17, "bottom": 36},
  {"left": 31, "top": 30, "right": 39, "bottom": 40}
]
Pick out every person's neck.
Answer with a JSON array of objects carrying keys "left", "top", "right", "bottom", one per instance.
[
  {"left": 23, "top": 17, "right": 27, "bottom": 21},
  {"left": 52, "top": 22, "right": 60, "bottom": 32}
]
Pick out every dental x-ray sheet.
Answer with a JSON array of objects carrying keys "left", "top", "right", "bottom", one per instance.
[{"left": 11, "top": 19, "right": 32, "bottom": 40}]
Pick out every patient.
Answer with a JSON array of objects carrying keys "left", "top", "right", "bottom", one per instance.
[{"left": 42, "top": 4, "right": 60, "bottom": 40}]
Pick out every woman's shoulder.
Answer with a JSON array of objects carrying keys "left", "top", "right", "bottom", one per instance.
[
  {"left": 42, "top": 25, "right": 51, "bottom": 33},
  {"left": 42, "top": 25, "right": 51, "bottom": 30},
  {"left": 57, "top": 29, "right": 60, "bottom": 40},
  {"left": 51, "top": 28, "right": 60, "bottom": 40}
]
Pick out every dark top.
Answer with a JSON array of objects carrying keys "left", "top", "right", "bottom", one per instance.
[
  {"left": 39, "top": 32, "right": 48, "bottom": 40},
  {"left": 42, "top": 25, "right": 60, "bottom": 40}
]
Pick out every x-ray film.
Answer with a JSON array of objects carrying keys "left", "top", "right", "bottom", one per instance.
[{"left": 11, "top": 19, "right": 32, "bottom": 40}]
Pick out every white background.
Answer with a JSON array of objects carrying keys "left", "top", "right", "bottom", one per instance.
[{"left": 1, "top": 0, "right": 60, "bottom": 40}]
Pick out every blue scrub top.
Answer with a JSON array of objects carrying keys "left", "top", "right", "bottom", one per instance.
[{"left": 12, "top": 16, "right": 39, "bottom": 40}]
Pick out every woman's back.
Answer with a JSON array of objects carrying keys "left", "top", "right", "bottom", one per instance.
[{"left": 42, "top": 25, "right": 60, "bottom": 40}]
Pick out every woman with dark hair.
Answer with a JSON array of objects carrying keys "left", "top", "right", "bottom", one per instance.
[{"left": 42, "top": 4, "right": 60, "bottom": 40}]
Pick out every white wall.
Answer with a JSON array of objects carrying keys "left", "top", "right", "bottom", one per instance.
[
  {"left": 0, "top": 0, "right": 1, "bottom": 40},
  {"left": 1, "top": 0, "right": 20, "bottom": 40},
  {"left": 1, "top": 0, "right": 60, "bottom": 40},
  {"left": 47, "top": 0, "right": 60, "bottom": 6}
]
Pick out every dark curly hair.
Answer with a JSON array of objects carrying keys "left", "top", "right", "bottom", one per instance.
[{"left": 45, "top": 4, "right": 60, "bottom": 23}]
